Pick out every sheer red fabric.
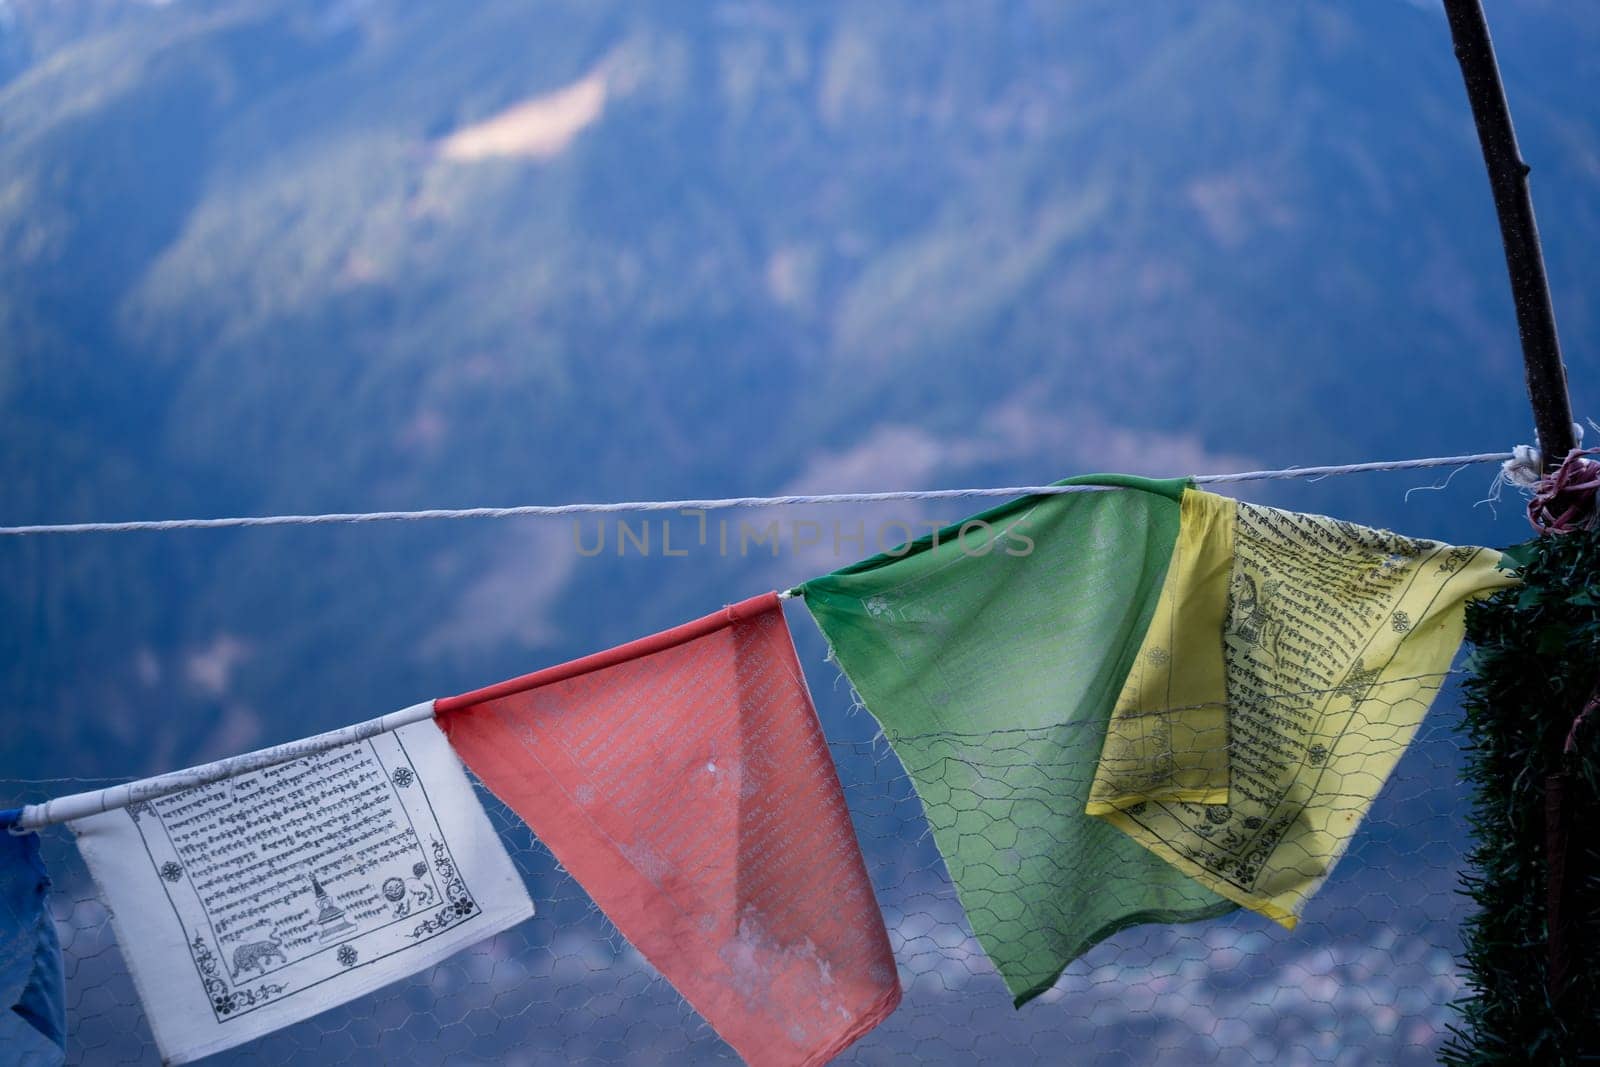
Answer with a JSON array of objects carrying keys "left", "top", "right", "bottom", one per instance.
[{"left": 438, "top": 594, "right": 899, "bottom": 1066}]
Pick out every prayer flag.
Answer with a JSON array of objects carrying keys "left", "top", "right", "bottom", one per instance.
[
  {"left": 1, "top": 828, "right": 65, "bottom": 1065},
  {"left": 437, "top": 593, "right": 900, "bottom": 1067},
  {"left": 69, "top": 716, "right": 533, "bottom": 1065},
  {"left": 800, "top": 476, "right": 1236, "bottom": 1008},
  {"left": 1087, "top": 488, "right": 1515, "bottom": 925}
]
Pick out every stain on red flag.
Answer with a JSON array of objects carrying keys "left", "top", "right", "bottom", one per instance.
[{"left": 438, "top": 593, "right": 899, "bottom": 1066}]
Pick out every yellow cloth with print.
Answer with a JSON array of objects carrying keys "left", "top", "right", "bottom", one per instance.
[{"left": 1087, "top": 489, "right": 1516, "bottom": 927}]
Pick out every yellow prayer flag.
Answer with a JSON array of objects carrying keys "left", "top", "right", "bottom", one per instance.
[{"left": 1087, "top": 489, "right": 1516, "bottom": 927}]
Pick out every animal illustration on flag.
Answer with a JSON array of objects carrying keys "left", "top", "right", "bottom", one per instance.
[{"left": 230, "top": 938, "right": 286, "bottom": 979}]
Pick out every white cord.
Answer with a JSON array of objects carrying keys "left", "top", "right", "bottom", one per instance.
[
  {"left": 0, "top": 452, "right": 1514, "bottom": 536},
  {"left": 2, "top": 449, "right": 1518, "bottom": 830}
]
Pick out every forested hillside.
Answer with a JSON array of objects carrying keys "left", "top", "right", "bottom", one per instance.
[{"left": 1, "top": 0, "right": 1595, "bottom": 782}]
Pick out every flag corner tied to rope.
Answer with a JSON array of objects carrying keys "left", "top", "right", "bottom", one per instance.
[
  {"left": 1086, "top": 487, "right": 1517, "bottom": 928},
  {"left": 800, "top": 474, "right": 1237, "bottom": 1009},
  {"left": 68, "top": 713, "right": 534, "bottom": 1065},
  {"left": 2, "top": 827, "right": 66, "bottom": 1065},
  {"left": 437, "top": 592, "right": 900, "bottom": 1067}
]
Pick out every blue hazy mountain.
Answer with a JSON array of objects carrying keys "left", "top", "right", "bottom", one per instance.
[
  {"left": 3, "top": 0, "right": 1594, "bottom": 776},
  {"left": 0, "top": 2, "right": 1596, "bottom": 1061}
]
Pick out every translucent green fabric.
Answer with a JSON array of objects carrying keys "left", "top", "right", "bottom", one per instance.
[{"left": 801, "top": 475, "right": 1234, "bottom": 1006}]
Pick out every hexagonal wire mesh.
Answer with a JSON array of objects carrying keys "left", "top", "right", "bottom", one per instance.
[{"left": 4, "top": 669, "right": 1472, "bottom": 1066}]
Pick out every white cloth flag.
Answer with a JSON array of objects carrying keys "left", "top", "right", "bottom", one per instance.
[{"left": 70, "top": 713, "right": 533, "bottom": 1064}]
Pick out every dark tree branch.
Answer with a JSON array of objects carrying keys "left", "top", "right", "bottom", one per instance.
[{"left": 1442, "top": 0, "right": 1574, "bottom": 472}]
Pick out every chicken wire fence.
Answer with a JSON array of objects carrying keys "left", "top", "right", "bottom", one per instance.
[{"left": 6, "top": 690, "right": 1471, "bottom": 1066}]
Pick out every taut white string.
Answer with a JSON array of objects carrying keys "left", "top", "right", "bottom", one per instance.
[
  {"left": 0, "top": 452, "right": 1514, "bottom": 536},
  {"left": 2, "top": 450, "right": 1517, "bottom": 829}
]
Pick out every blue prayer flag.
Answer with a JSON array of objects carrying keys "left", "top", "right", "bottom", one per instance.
[{"left": 2, "top": 823, "right": 65, "bottom": 1066}]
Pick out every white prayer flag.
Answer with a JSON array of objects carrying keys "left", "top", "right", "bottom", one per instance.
[{"left": 70, "top": 712, "right": 533, "bottom": 1064}]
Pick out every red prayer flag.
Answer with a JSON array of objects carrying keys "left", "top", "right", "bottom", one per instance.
[{"left": 437, "top": 593, "right": 900, "bottom": 1066}]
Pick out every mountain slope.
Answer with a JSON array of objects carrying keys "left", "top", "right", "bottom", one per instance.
[{"left": 0, "top": 0, "right": 1594, "bottom": 776}]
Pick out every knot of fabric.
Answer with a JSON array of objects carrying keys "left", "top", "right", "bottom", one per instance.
[
  {"left": 1528, "top": 447, "right": 1600, "bottom": 534},
  {"left": 1501, "top": 444, "right": 1544, "bottom": 489}
]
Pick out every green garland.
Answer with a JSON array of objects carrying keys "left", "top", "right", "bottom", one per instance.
[{"left": 1444, "top": 528, "right": 1600, "bottom": 1064}]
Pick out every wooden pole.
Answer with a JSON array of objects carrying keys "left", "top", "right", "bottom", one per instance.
[{"left": 1442, "top": 0, "right": 1575, "bottom": 471}]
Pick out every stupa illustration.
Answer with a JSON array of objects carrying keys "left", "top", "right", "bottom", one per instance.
[{"left": 310, "top": 873, "right": 357, "bottom": 942}]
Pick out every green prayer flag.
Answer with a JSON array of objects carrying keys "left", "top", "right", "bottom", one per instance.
[{"left": 801, "top": 474, "right": 1235, "bottom": 1006}]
